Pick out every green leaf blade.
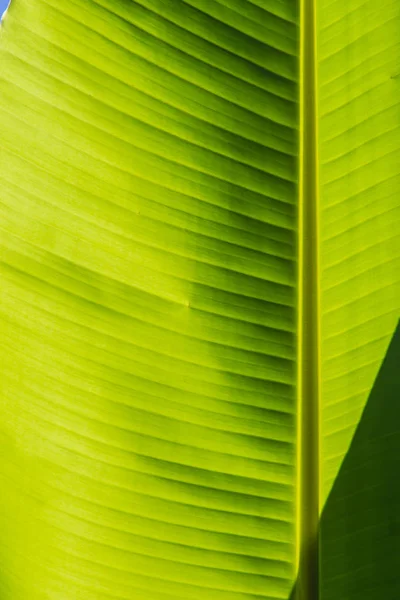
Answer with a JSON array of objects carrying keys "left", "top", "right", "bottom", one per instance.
[{"left": 0, "top": 1, "right": 300, "bottom": 599}]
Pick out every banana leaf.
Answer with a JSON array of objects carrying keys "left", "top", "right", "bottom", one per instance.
[{"left": 0, "top": 1, "right": 398, "bottom": 599}]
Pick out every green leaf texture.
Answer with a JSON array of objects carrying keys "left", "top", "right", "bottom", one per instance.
[
  {"left": 318, "top": 0, "right": 400, "bottom": 598},
  {"left": 318, "top": 0, "right": 400, "bottom": 506},
  {"left": 1, "top": 1, "right": 400, "bottom": 599},
  {"left": 0, "top": 1, "right": 300, "bottom": 599}
]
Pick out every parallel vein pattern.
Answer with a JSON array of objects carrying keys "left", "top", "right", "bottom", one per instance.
[
  {"left": 318, "top": 0, "right": 400, "bottom": 597},
  {"left": 0, "top": 1, "right": 299, "bottom": 599}
]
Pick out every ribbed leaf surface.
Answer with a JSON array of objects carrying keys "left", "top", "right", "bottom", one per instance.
[
  {"left": 0, "top": 1, "right": 299, "bottom": 599},
  {"left": 318, "top": 0, "right": 400, "bottom": 505},
  {"left": 318, "top": 1, "right": 400, "bottom": 598}
]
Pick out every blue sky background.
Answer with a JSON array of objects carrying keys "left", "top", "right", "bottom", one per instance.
[{"left": 0, "top": 0, "right": 10, "bottom": 19}]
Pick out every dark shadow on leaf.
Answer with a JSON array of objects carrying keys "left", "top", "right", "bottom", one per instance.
[{"left": 288, "top": 321, "right": 400, "bottom": 600}]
